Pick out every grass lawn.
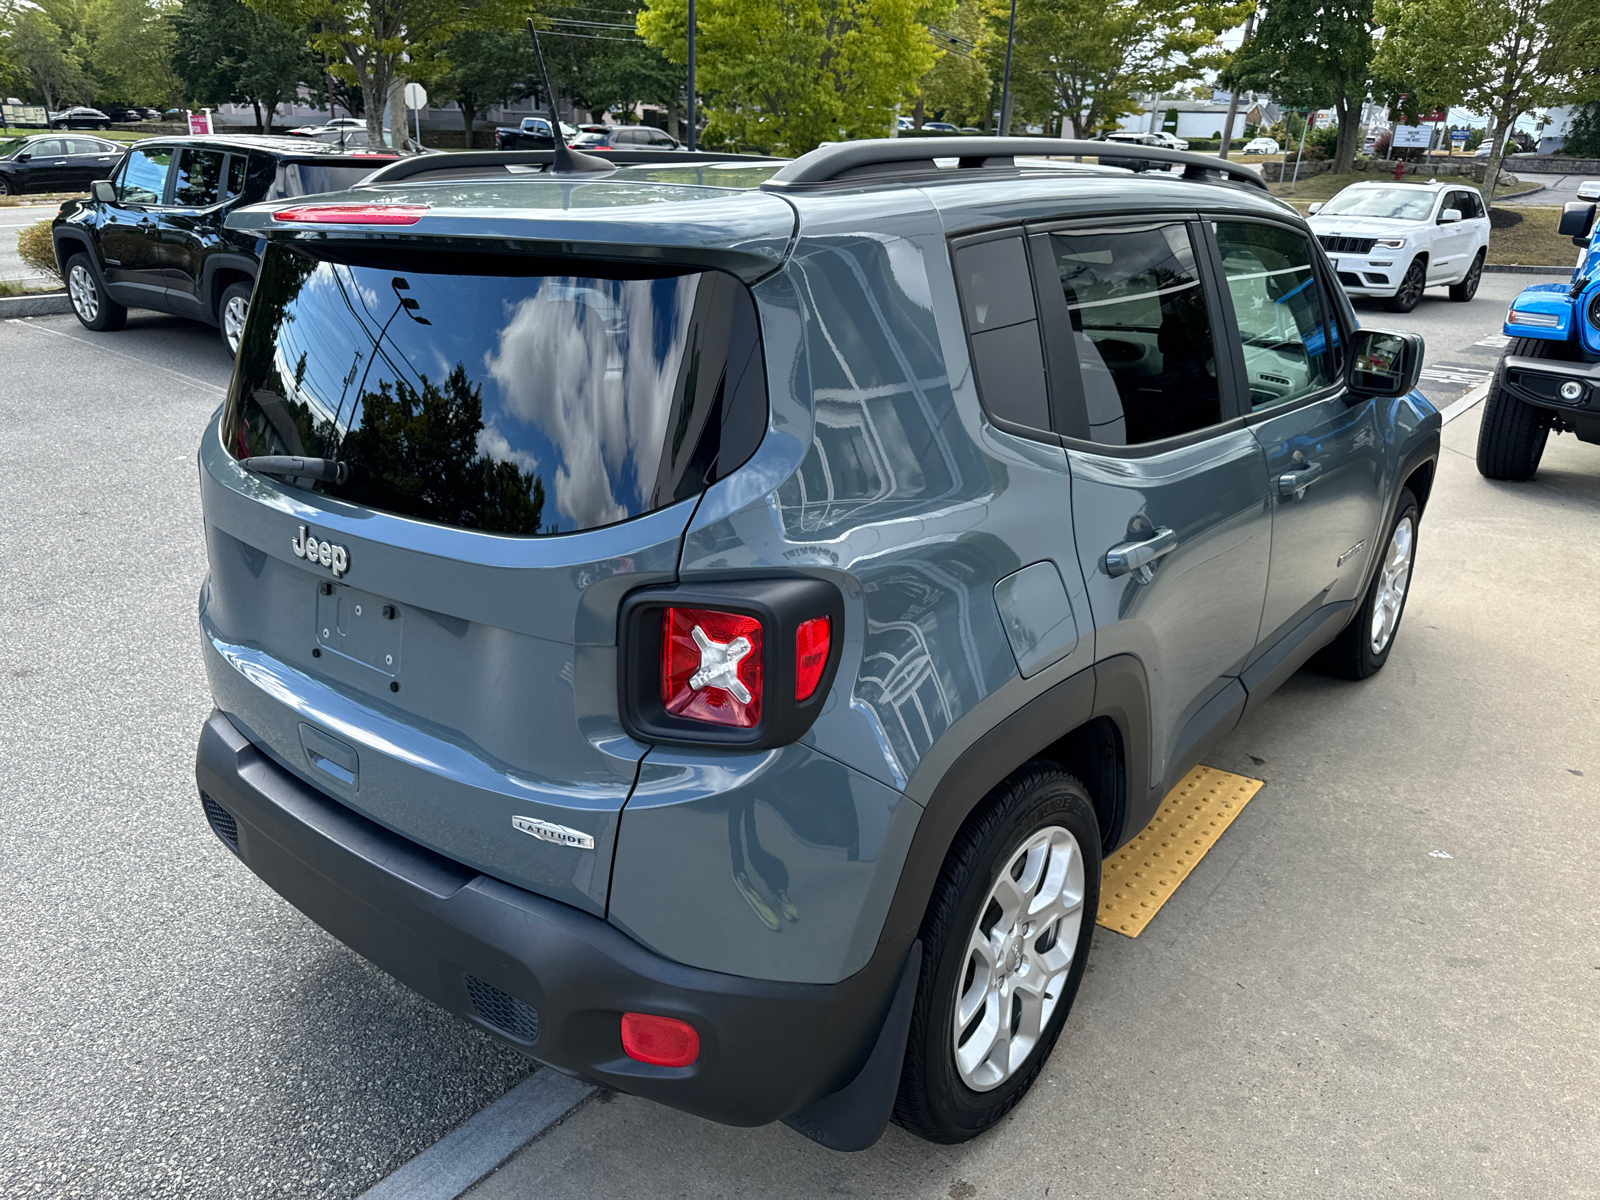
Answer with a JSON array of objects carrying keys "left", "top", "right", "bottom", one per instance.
[{"left": 1484, "top": 206, "right": 1581, "bottom": 268}]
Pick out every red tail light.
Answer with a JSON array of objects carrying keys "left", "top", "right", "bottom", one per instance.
[
  {"left": 272, "top": 203, "right": 429, "bottom": 225},
  {"left": 795, "top": 616, "right": 831, "bottom": 700},
  {"left": 661, "top": 607, "right": 764, "bottom": 728},
  {"left": 621, "top": 1012, "right": 699, "bottom": 1067}
]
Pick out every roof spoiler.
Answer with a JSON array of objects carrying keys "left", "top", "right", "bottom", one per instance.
[{"left": 761, "top": 137, "right": 1270, "bottom": 192}]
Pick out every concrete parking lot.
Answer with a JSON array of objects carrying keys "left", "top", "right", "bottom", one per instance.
[{"left": 2, "top": 276, "right": 1595, "bottom": 1198}]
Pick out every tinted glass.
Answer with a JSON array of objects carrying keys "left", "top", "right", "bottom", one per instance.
[
  {"left": 223, "top": 246, "right": 767, "bottom": 537},
  {"left": 1214, "top": 222, "right": 1339, "bottom": 410},
  {"left": 224, "top": 154, "right": 247, "bottom": 199},
  {"left": 1049, "top": 224, "right": 1222, "bottom": 445},
  {"left": 120, "top": 147, "right": 172, "bottom": 204},
  {"left": 173, "top": 148, "right": 225, "bottom": 205},
  {"left": 952, "top": 236, "right": 1049, "bottom": 431},
  {"left": 263, "top": 162, "right": 384, "bottom": 200}
]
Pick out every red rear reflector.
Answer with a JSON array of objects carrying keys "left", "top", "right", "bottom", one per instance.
[
  {"left": 621, "top": 1012, "right": 699, "bottom": 1067},
  {"left": 272, "top": 203, "right": 428, "bottom": 225},
  {"left": 662, "top": 607, "right": 764, "bottom": 728},
  {"left": 795, "top": 616, "right": 831, "bottom": 700}
]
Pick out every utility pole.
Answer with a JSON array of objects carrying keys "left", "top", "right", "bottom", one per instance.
[
  {"left": 1218, "top": 8, "right": 1255, "bottom": 160},
  {"left": 686, "top": 0, "right": 697, "bottom": 151},
  {"left": 998, "top": 0, "right": 1018, "bottom": 136}
]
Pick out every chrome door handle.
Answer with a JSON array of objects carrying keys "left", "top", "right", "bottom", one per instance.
[
  {"left": 1105, "top": 527, "right": 1178, "bottom": 583},
  {"left": 1277, "top": 460, "right": 1323, "bottom": 499}
]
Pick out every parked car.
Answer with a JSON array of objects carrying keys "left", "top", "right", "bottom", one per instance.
[
  {"left": 51, "top": 135, "right": 397, "bottom": 354},
  {"left": 959, "top": 126, "right": 982, "bottom": 134},
  {"left": 1308, "top": 179, "right": 1490, "bottom": 312},
  {"left": 569, "top": 131, "right": 613, "bottom": 150},
  {"left": 104, "top": 106, "right": 143, "bottom": 123},
  {"left": 50, "top": 106, "right": 112, "bottom": 130},
  {"left": 1478, "top": 180, "right": 1600, "bottom": 479},
  {"left": 1095, "top": 131, "right": 1172, "bottom": 170},
  {"left": 288, "top": 117, "right": 366, "bottom": 138},
  {"left": 191, "top": 135, "right": 1438, "bottom": 1151},
  {"left": 493, "top": 115, "right": 580, "bottom": 150},
  {"left": 138, "top": 107, "right": 163, "bottom": 122},
  {"left": 0, "top": 134, "right": 122, "bottom": 196},
  {"left": 1242, "top": 136, "right": 1281, "bottom": 154},
  {"left": 161, "top": 108, "right": 185, "bottom": 122},
  {"left": 923, "top": 121, "right": 960, "bottom": 133},
  {"left": 601, "top": 125, "right": 682, "bottom": 150}
]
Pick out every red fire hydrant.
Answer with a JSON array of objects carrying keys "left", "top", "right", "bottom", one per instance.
[{"left": 1393, "top": 158, "right": 1405, "bottom": 182}]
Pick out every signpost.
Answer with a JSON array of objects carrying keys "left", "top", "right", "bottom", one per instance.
[
  {"left": 1451, "top": 128, "right": 1468, "bottom": 154},
  {"left": 1391, "top": 125, "right": 1432, "bottom": 148},
  {"left": 187, "top": 110, "right": 214, "bottom": 136},
  {"left": 403, "top": 82, "right": 427, "bottom": 149}
]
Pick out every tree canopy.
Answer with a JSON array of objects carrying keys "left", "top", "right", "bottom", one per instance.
[{"left": 172, "top": 0, "right": 313, "bottom": 131}]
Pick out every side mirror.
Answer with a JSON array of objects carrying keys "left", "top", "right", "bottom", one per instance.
[
  {"left": 15, "top": 152, "right": 30, "bottom": 163},
  {"left": 1349, "top": 329, "right": 1424, "bottom": 398},
  {"left": 91, "top": 179, "right": 117, "bottom": 203},
  {"left": 1557, "top": 201, "right": 1596, "bottom": 243},
  {"left": 1438, "top": 208, "right": 1462, "bottom": 224},
  {"left": 1307, "top": 202, "right": 1323, "bottom": 215}
]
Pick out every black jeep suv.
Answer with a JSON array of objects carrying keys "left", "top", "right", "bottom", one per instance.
[{"left": 51, "top": 135, "right": 397, "bottom": 353}]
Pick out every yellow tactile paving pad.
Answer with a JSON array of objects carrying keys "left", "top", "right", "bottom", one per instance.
[{"left": 1096, "top": 765, "right": 1264, "bottom": 938}]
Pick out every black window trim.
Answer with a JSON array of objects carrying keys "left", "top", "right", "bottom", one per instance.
[
  {"left": 1199, "top": 211, "right": 1356, "bottom": 427},
  {"left": 1025, "top": 210, "right": 1251, "bottom": 460}
]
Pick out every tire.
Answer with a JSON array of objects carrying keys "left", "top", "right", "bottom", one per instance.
[
  {"left": 96, "top": 121, "right": 109, "bottom": 130},
  {"left": 218, "top": 280, "right": 252, "bottom": 356},
  {"left": 1448, "top": 249, "right": 1485, "bottom": 302},
  {"left": 65, "top": 253, "right": 127, "bottom": 332},
  {"left": 1476, "top": 337, "right": 1562, "bottom": 480},
  {"left": 894, "top": 761, "right": 1100, "bottom": 1144},
  {"left": 1312, "top": 488, "right": 1420, "bottom": 680},
  {"left": 0, "top": 175, "right": 13, "bottom": 197},
  {"left": 1382, "top": 258, "right": 1427, "bottom": 313}
]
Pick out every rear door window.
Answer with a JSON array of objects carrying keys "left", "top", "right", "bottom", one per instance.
[
  {"left": 223, "top": 246, "right": 768, "bottom": 536},
  {"left": 223, "top": 154, "right": 248, "bottom": 199},
  {"left": 119, "top": 146, "right": 173, "bottom": 204},
  {"left": 173, "top": 148, "right": 225, "bottom": 206},
  {"left": 1044, "top": 223, "right": 1223, "bottom": 446}
]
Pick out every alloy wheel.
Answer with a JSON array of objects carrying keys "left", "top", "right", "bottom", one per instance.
[
  {"left": 223, "top": 295, "right": 248, "bottom": 353},
  {"left": 1370, "top": 515, "right": 1415, "bottom": 653},
  {"left": 68, "top": 263, "right": 99, "bottom": 323},
  {"left": 1397, "top": 263, "right": 1424, "bottom": 309},
  {"left": 952, "top": 824, "right": 1085, "bottom": 1092}
]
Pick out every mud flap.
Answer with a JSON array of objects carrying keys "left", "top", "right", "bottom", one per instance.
[{"left": 781, "top": 940, "right": 922, "bottom": 1152}]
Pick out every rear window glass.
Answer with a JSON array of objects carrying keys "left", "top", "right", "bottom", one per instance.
[
  {"left": 222, "top": 245, "right": 767, "bottom": 537},
  {"left": 264, "top": 162, "right": 385, "bottom": 200}
]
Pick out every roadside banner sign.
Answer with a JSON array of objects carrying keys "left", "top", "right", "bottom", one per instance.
[
  {"left": 187, "top": 110, "right": 213, "bottom": 135},
  {"left": 1391, "top": 124, "right": 1432, "bottom": 148},
  {"left": 2, "top": 103, "right": 48, "bottom": 127}
]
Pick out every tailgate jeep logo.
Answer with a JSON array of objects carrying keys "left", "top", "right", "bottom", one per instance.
[
  {"left": 291, "top": 524, "right": 349, "bottom": 578},
  {"left": 512, "top": 815, "right": 595, "bottom": 850}
]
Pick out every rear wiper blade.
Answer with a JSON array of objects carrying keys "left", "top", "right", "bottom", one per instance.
[{"left": 240, "top": 455, "right": 359, "bottom": 484}]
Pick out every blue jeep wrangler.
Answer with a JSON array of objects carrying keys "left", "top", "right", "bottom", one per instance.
[
  {"left": 193, "top": 137, "right": 1439, "bottom": 1149},
  {"left": 1478, "top": 180, "right": 1600, "bottom": 478}
]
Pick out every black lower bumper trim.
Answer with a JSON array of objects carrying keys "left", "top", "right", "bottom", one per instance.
[
  {"left": 1503, "top": 353, "right": 1600, "bottom": 412},
  {"left": 194, "top": 709, "right": 908, "bottom": 1130}
]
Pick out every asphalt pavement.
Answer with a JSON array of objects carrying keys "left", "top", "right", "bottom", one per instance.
[
  {"left": 3, "top": 275, "right": 1590, "bottom": 1198},
  {"left": 1507, "top": 171, "right": 1597, "bottom": 206},
  {"left": 0, "top": 204, "right": 59, "bottom": 289},
  {"left": 0, "top": 311, "right": 533, "bottom": 1198}
]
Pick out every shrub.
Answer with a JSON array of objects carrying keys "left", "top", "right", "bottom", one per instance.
[{"left": 16, "top": 220, "right": 61, "bottom": 283}]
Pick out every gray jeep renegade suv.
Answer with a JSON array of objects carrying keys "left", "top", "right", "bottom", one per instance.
[{"left": 193, "top": 138, "right": 1440, "bottom": 1149}]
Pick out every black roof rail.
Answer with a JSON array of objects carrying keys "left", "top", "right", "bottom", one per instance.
[
  {"left": 761, "top": 137, "right": 1269, "bottom": 193},
  {"left": 359, "top": 148, "right": 786, "bottom": 186}
]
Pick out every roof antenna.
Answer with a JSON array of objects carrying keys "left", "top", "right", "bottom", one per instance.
[{"left": 525, "top": 18, "right": 613, "bottom": 175}]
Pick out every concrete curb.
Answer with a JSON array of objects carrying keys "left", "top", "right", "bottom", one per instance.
[
  {"left": 1494, "top": 187, "right": 1543, "bottom": 202},
  {"left": 0, "top": 291, "right": 72, "bottom": 317},
  {"left": 1483, "top": 264, "right": 1572, "bottom": 276}
]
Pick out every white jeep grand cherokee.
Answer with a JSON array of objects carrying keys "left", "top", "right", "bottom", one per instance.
[{"left": 1309, "top": 180, "right": 1491, "bottom": 312}]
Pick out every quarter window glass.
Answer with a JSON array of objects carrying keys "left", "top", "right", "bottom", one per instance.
[
  {"left": 120, "top": 147, "right": 172, "bottom": 204},
  {"left": 1048, "top": 224, "right": 1221, "bottom": 445},
  {"left": 952, "top": 235, "right": 1050, "bottom": 432},
  {"left": 224, "top": 154, "right": 247, "bottom": 198},
  {"left": 66, "top": 139, "right": 100, "bottom": 155},
  {"left": 174, "top": 148, "right": 225, "bottom": 206},
  {"left": 1214, "top": 221, "right": 1339, "bottom": 411}
]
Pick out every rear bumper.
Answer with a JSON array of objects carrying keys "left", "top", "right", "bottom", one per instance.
[
  {"left": 1502, "top": 353, "right": 1600, "bottom": 413},
  {"left": 194, "top": 709, "right": 904, "bottom": 1128}
]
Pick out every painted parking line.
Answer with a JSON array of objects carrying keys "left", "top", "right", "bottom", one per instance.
[
  {"left": 359, "top": 1069, "right": 594, "bottom": 1200},
  {"left": 1096, "top": 765, "right": 1265, "bottom": 938}
]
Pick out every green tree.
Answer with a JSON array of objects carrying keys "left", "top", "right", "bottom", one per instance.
[
  {"left": 1225, "top": 0, "right": 1375, "bottom": 173},
  {"left": 432, "top": 28, "right": 533, "bottom": 139},
  {"left": 1374, "top": 0, "right": 1597, "bottom": 202},
  {"left": 1566, "top": 103, "right": 1600, "bottom": 157},
  {"left": 172, "top": 0, "right": 314, "bottom": 131},
  {"left": 247, "top": 0, "right": 521, "bottom": 146},
  {"left": 993, "top": 0, "right": 1251, "bottom": 138},
  {"left": 2, "top": 7, "right": 89, "bottom": 110},
  {"left": 920, "top": 0, "right": 989, "bottom": 128},
  {"left": 537, "top": 4, "right": 683, "bottom": 122},
  {"left": 638, "top": 0, "right": 946, "bottom": 154}
]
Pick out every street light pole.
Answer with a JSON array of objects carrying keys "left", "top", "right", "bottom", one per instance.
[
  {"left": 686, "top": 0, "right": 697, "bottom": 152},
  {"left": 998, "top": 0, "right": 1018, "bottom": 136}
]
